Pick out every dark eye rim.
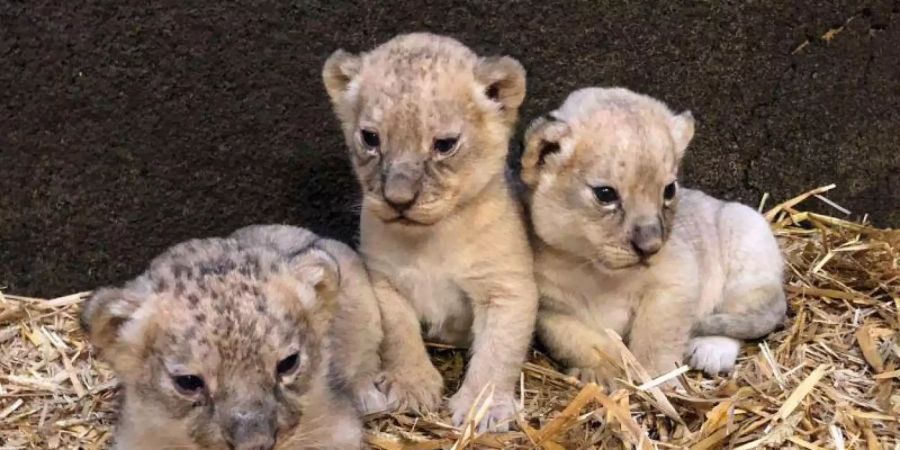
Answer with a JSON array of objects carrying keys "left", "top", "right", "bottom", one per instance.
[
  {"left": 592, "top": 185, "right": 620, "bottom": 204},
  {"left": 172, "top": 374, "right": 205, "bottom": 395},
  {"left": 360, "top": 129, "right": 380, "bottom": 148},
  {"left": 276, "top": 352, "right": 301, "bottom": 377},
  {"left": 433, "top": 136, "right": 460, "bottom": 156},
  {"left": 663, "top": 181, "right": 678, "bottom": 201}
]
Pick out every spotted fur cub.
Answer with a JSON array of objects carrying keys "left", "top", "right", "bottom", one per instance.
[
  {"left": 323, "top": 33, "right": 538, "bottom": 430},
  {"left": 520, "top": 88, "right": 786, "bottom": 386},
  {"left": 81, "top": 225, "right": 381, "bottom": 450}
]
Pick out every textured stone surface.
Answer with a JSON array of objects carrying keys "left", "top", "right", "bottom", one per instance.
[{"left": 2, "top": 1, "right": 898, "bottom": 296}]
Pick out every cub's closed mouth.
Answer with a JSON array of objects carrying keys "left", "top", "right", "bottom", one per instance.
[{"left": 386, "top": 216, "right": 429, "bottom": 226}]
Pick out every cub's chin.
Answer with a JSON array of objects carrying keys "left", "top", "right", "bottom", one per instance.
[
  {"left": 367, "top": 206, "right": 442, "bottom": 230},
  {"left": 593, "top": 254, "right": 646, "bottom": 272},
  {"left": 367, "top": 199, "right": 459, "bottom": 229},
  {"left": 385, "top": 216, "right": 433, "bottom": 227}
]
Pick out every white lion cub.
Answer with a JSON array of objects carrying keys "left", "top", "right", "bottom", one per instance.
[
  {"left": 519, "top": 87, "right": 786, "bottom": 385},
  {"left": 323, "top": 33, "right": 538, "bottom": 430}
]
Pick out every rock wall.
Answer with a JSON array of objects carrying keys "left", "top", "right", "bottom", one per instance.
[{"left": 2, "top": 1, "right": 897, "bottom": 295}]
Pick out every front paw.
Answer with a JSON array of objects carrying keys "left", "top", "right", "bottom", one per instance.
[
  {"left": 449, "top": 388, "right": 518, "bottom": 432},
  {"left": 566, "top": 366, "right": 620, "bottom": 391},
  {"left": 687, "top": 336, "right": 741, "bottom": 376},
  {"left": 375, "top": 363, "right": 443, "bottom": 413},
  {"left": 352, "top": 376, "right": 391, "bottom": 415}
]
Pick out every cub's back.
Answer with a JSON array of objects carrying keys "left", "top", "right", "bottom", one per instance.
[{"left": 671, "top": 188, "right": 782, "bottom": 316}]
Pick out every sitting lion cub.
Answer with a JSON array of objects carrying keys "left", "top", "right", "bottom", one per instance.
[
  {"left": 323, "top": 33, "right": 538, "bottom": 430},
  {"left": 81, "top": 225, "right": 385, "bottom": 450},
  {"left": 519, "top": 87, "right": 786, "bottom": 385}
]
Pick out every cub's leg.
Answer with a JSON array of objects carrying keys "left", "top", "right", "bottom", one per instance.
[
  {"left": 370, "top": 276, "right": 444, "bottom": 413},
  {"left": 449, "top": 273, "right": 537, "bottom": 431},
  {"left": 537, "top": 308, "right": 622, "bottom": 389},
  {"left": 319, "top": 240, "right": 389, "bottom": 414},
  {"left": 698, "top": 202, "right": 786, "bottom": 340},
  {"left": 688, "top": 276, "right": 783, "bottom": 376},
  {"left": 628, "top": 289, "right": 696, "bottom": 384},
  {"left": 696, "top": 283, "right": 785, "bottom": 340},
  {"left": 689, "top": 203, "right": 786, "bottom": 375}
]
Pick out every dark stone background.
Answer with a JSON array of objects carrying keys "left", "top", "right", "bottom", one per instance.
[{"left": 2, "top": 1, "right": 898, "bottom": 297}]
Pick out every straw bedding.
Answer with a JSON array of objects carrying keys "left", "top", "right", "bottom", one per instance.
[{"left": 1, "top": 186, "right": 897, "bottom": 449}]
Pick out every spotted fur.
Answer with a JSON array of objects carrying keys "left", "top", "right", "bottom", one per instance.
[{"left": 81, "top": 225, "right": 375, "bottom": 450}]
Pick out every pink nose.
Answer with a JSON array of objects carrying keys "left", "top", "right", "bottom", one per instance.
[
  {"left": 631, "top": 222, "right": 663, "bottom": 257},
  {"left": 383, "top": 172, "right": 420, "bottom": 213}
]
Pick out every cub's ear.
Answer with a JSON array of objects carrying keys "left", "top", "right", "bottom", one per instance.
[
  {"left": 520, "top": 115, "right": 572, "bottom": 187},
  {"left": 475, "top": 56, "right": 527, "bottom": 120},
  {"left": 81, "top": 287, "right": 144, "bottom": 355},
  {"left": 287, "top": 247, "right": 340, "bottom": 336},
  {"left": 322, "top": 49, "right": 362, "bottom": 106},
  {"left": 670, "top": 110, "right": 695, "bottom": 160},
  {"left": 288, "top": 247, "right": 341, "bottom": 310}
]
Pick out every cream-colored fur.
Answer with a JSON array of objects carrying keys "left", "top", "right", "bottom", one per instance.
[
  {"left": 323, "top": 33, "right": 538, "bottom": 430},
  {"left": 80, "top": 225, "right": 380, "bottom": 450},
  {"left": 520, "top": 87, "right": 786, "bottom": 385}
]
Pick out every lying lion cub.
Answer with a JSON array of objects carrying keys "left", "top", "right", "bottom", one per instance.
[
  {"left": 520, "top": 87, "right": 786, "bottom": 386},
  {"left": 81, "top": 225, "right": 382, "bottom": 449},
  {"left": 323, "top": 33, "right": 538, "bottom": 429}
]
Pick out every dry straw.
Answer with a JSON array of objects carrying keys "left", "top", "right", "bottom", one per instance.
[{"left": 1, "top": 186, "right": 897, "bottom": 449}]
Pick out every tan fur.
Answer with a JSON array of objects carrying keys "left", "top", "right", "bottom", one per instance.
[
  {"left": 520, "top": 87, "right": 786, "bottom": 385},
  {"left": 323, "top": 33, "right": 538, "bottom": 430},
  {"left": 81, "top": 225, "right": 380, "bottom": 450},
  {"left": 229, "top": 225, "right": 388, "bottom": 414}
]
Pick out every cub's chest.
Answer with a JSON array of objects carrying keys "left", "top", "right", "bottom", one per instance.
[
  {"left": 539, "top": 264, "right": 641, "bottom": 335},
  {"left": 389, "top": 258, "right": 473, "bottom": 345}
]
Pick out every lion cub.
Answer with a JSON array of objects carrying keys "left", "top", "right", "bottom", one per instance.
[
  {"left": 520, "top": 87, "right": 786, "bottom": 385},
  {"left": 323, "top": 33, "right": 538, "bottom": 430},
  {"left": 81, "top": 225, "right": 385, "bottom": 450}
]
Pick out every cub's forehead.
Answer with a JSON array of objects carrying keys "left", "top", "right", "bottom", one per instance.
[
  {"left": 555, "top": 93, "right": 680, "bottom": 181},
  {"left": 362, "top": 33, "right": 478, "bottom": 79},
  {"left": 572, "top": 118, "right": 678, "bottom": 186},
  {"left": 355, "top": 34, "right": 478, "bottom": 111},
  {"left": 141, "top": 238, "right": 304, "bottom": 353},
  {"left": 571, "top": 110, "right": 675, "bottom": 157}
]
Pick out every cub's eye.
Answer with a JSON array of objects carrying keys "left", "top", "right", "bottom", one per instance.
[
  {"left": 663, "top": 181, "right": 677, "bottom": 202},
  {"left": 433, "top": 136, "right": 460, "bottom": 157},
  {"left": 276, "top": 352, "right": 300, "bottom": 377},
  {"left": 173, "top": 375, "right": 205, "bottom": 395},
  {"left": 592, "top": 186, "right": 619, "bottom": 204},
  {"left": 360, "top": 129, "right": 380, "bottom": 149}
]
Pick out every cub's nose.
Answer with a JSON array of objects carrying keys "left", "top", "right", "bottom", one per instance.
[
  {"left": 383, "top": 171, "right": 420, "bottom": 213},
  {"left": 225, "top": 412, "right": 276, "bottom": 450},
  {"left": 231, "top": 441, "right": 274, "bottom": 450},
  {"left": 385, "top": 194, "right": 416, "bottom": 213},
  {"left": 631, "top": 222, "right": 663, "bottom": 257}
]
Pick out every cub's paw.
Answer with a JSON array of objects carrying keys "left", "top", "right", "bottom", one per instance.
[
  {"left": 352, "top": 376, "right": 391, "bottom": 415},
  {"left": 688, "top": 336, "right": 741, "bottom": 376},
  {"left": 566, "top": 366, "right": 619, "bottom": 391},
  {"left": 375, "top": 363, "right": 444, "bottom": 413},
  {"left": 449, "top": 388, "right": 518, "bottom": 432}
]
